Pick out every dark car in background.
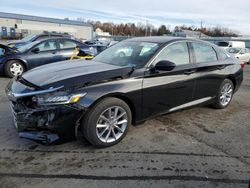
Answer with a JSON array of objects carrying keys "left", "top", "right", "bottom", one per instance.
[
  {"left": 0, "top": 37, "right": 96, "bottom": 77},
  {"left": 6, "top": 37, "right": 243, "bottom": 147},
  {"left": 84, "top": 40, "right": 108, "bottom": 53},
  {"left": 6, "top": 32, "right": 72, "bottom": 49}
]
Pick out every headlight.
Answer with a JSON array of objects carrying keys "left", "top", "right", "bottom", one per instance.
[{"left": 35, "top": 92, "right": 87, "bottom": 105}]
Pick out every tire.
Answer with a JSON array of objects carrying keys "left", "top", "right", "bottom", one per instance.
[
  {"left": 5, "top": 60, "right": 25, "bottom": 78},
  {"left": 212, "top": 79, "right": 234, "bottom": 109},
  {"left": 82, "top": 97, "right": 131, "bottom": 147}
]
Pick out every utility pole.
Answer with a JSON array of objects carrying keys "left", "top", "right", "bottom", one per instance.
[
  {"left": 199, "top": 20, "right": 203, "bottom": 39},
  {"left": 145, "top": 20, "right": 148, "bottom": 36}
]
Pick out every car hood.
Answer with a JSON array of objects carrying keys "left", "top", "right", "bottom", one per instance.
[{"left": 21, "top": 60, "right": 133, "bottom": 89}]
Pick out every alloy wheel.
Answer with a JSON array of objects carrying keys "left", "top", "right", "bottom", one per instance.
[
  {"left": 219, "top": 83, "right": 233, "bottom": 106},
  {"left": 96, "top": 106, "right": 128, "bottom": 143}
]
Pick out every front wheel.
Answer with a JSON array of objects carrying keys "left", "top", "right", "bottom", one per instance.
[
  {"left": 82, "top": 97, "right": 131, "bottom": 147},
  {"left": 212, "top": 79, "right": 234, "bottom": 109},
  {"left": 5, "top": 60, "right": 25, "bottom": 77}
]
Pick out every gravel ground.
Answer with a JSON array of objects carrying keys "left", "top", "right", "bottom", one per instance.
[{"left": 0, "top": 66, "right": 249, "bottom": 188}]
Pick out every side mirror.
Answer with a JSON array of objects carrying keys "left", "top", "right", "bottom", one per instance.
[
  {"left": 31, "top": 48, "right": 40, "bottom": 53},
  {"left": 155, "top": 60, "right": 176, "bottom": 71}
]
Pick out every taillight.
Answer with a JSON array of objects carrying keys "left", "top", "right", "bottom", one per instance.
[{"left": 240, "top": 62, "right": 245, "bottom": 68}]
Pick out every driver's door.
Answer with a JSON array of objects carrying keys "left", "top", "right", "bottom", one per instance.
[
  {"left": 26, "top": 40, "right": 58, "bottom": 69},
  {"left": 142, "top": 42, "right": 197, "bottom": 118}
]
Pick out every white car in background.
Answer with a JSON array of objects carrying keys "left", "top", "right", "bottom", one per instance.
[
  {"left": 216, "top": 41, "right": 245, "bottom": 49},
  {"left": 226, "top": 47, "right": 250, "bottom": 64}
]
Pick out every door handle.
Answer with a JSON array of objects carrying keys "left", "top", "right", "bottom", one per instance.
[
  {"left": 52, "top": 51, "right": 57, "bottom": 54},
  {"left": 184, "top": 70, "right": 196, "bottom": 75},
  {"left": 217, "top": 65, "right": 226, "bottom": 70}
]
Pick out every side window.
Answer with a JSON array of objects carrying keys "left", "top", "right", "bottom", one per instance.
[
  {"left": 154, "top": 42, "right": 190, "bottom": 65},
  {"left": 192, "top": 43, "right": 218, "bottom": 63},
  {"left": 36, "top": 41, "right": 57, "bottom": 52},
  {"left": 59, "top": 40, "right": 77, "bottom": 49},
  {"left": 217, "top": 49, "right": 229, "bottom": 61}
]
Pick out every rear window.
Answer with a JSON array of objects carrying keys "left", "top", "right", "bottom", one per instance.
[{"left": 192, "top": 43, "right": 218, "bottom": 63}]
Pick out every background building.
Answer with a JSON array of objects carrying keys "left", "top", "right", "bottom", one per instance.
[
  {"left": 0, "top": 12, "right": 93, "bottom": 40},
  {"left": 95, "top": 28, "right": 111, "bottom": 37}
]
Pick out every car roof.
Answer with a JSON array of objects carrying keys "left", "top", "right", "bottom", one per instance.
[
  {"left": 126, "top": 36, "right": 182, "bottom": 43},
  {"left": 37, "top": 32, "right": 69, "bottom": 36},
  {"left": 36, "top": 37, "right": 79, "bottom": 43},
  {"left": 126, "top": 36, "right": 214, "bottom": 46}
]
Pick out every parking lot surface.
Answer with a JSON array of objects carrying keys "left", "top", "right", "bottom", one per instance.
[{"left": 0, "top": 66, "right": 249, "bottom": 188}]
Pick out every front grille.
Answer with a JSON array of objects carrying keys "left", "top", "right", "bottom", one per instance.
[
  {"left": 9, "top": 101, "right": 37, "bottom": 130},
  {"left": 9, "top": 100, "right": 58, "bottom": 131}
]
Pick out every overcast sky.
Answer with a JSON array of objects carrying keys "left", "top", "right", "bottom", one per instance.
[{"left": 0, "top": 0, "right": 250, "bottom": 35}]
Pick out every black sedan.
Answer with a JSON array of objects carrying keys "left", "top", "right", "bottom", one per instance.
[
  {"left": 0, "top": 38, "right": 96, "bottom": 77},
  {"left": 6, "top": 37, "right": 243, "bottom": 147}
]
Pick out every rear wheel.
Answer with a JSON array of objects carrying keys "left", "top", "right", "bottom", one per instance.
[
  {"left": 212, "top": 79, "right": 234, "bottom": 109},
  {"left": 82, "top": 97, "right": 131, "bottom": 147},
  {"left": 5, "top": 60, "right": 25, "bottom": 77}
]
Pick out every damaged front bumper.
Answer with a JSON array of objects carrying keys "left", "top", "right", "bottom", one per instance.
[
  {"left": 10, "top": 100, "right": 84, "bottom": 144},
  {"left": 6, "top": 78, "right": 85, "bottom": 144}
]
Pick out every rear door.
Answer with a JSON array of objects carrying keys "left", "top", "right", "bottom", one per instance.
[
  {"left": 142, "top": 41, "right": 197, "bottom": 118},
  {"left": 57, "top": 39, "right": 79, "bottom": 61},
  {"left": 190, "top": 42, "right": 227, "bottom": 100}
]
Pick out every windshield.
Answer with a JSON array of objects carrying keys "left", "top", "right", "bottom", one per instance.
[
  {"left": 21, "top": 34, "right": 37, "bottom": 42},
  {"left": 94, "top": 41, "right": 160, "bottom": 68},
  {"left": 18, "top": 41, "right": 40, "bottom": 53},
  {"left": 226, "top": 48, "right": 241, "bottom": 54}
]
